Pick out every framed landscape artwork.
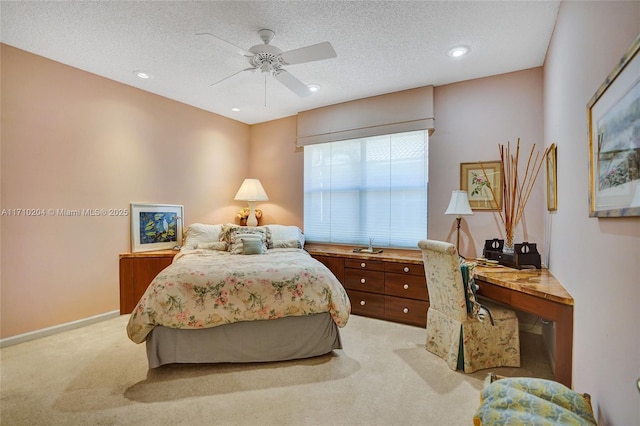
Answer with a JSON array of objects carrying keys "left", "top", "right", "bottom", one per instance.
[
  {"left": 130, "top": 203, "right": 184, "bottom": 252},
  {"left": 587, "top": 34, "right": 640, "bottom": 217},
  {"left": 460, "top": 161, "right": 503, "bottom": 211}
]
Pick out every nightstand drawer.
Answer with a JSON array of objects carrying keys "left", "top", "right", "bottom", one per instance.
[
  {"left": 384, "top": 295, "right": 428, "bottom": 327},
  {"left": 344, "top": 268, "right": 385, "bottom": 293},
  {"left": 385, "top": 262, "right": 425, "bottom": 277},
  {"left": 385, "top": 273, "right": 428, "bottom": 301},
  {"left": 344, "top": 258, "right": 386, "bottom": 272},
  {"left": 347, "top": 289, "right": 385, "bottom": 318}
]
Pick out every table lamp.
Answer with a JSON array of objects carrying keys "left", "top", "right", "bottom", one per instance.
[
  {"left": 445, "top": 190, "right": 473, "bottom": 255},
  {"left": 234, "top": 178, "right": 269, "bottom": 226}
]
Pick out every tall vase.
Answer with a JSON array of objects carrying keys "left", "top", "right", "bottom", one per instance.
[{"left": 503, "top": 225, "right": 517, "bottom": 253}]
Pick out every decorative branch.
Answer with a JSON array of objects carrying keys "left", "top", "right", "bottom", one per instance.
[{"left": 480, "top": 138, "right": 548, "bottom": 247}]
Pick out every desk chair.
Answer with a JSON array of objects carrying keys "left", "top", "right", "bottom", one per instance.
[{"left": 418, "top": 239, "right": 521, "bottom": 373}]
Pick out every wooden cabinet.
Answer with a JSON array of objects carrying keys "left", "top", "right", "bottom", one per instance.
[
  {"left": 307, "top": 244, "right": 429, "bottom": 327},
  {"left": 119, "top": 250, "right": 178, "bottom": 314}
]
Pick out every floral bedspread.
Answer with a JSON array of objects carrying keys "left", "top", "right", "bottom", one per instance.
[{"left": 127, "top": 248, "right": 351, "bottom": 343}]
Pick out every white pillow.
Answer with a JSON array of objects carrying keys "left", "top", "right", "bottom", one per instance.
[
  {"left": 196, "top": 241, "right": 227, "bottom": 251},
  {"left": 266, "top": 225, "right": 305, "bottom": 248},
  {"left": 183, "top": 223, "right": 223, "bottom": 249}
]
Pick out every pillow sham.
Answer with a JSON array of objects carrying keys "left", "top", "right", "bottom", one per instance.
[
  {"left": 182, "top": 223, "right": 223, "bottom": 249},
  {"left": 265, "top": 225, "right": 305, "bottom": 248}
]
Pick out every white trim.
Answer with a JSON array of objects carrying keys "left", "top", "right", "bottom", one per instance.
[{"left": 0, "top": 310, "right": 120, "bottom": 348}]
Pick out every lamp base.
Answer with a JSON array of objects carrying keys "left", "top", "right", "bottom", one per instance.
[{"left": 246, "top": 201, "right": 258, "bottom": 227}]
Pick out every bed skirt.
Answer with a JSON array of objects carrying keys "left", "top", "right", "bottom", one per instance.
[{"left": 145, "top": 312, "right": 342, "bottom": 368}]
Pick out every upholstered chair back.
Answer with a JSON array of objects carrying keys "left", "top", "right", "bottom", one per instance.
[{"left": 418, "top": 239, "right": 468, "bottom": 322}]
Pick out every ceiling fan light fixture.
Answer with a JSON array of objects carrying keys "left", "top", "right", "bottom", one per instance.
[
  {"left": 307, "top": 84, "right": 321, "bottom": 93},
  {"left": 447, "top": 46, "right": 469, "bottom": 58},
  {"left": 231, "top": 107, "right": 240, "bottom": 112},
  {"left": 133, "top": 70, "right": 153, "bottom": 79}
]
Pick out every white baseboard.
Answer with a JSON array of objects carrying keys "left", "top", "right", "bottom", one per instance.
[{"left": 0, "top": 310, "right": 120, "bottom": 348}]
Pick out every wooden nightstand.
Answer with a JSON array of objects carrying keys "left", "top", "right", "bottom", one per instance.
[{"left": 119, "top": 250, "right": 178, "bottom": 314}]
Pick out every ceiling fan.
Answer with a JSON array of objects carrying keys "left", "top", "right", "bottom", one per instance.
[{"left": 197, "top": 29, "right": 337, "bottom": 97}]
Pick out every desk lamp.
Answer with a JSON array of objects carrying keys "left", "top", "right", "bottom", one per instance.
[
  {"left": 445, "top": 190, "right": 473, "bottom": 255},
  {"left": 234, "top": 178, "right": 269, "bottom": 226}
]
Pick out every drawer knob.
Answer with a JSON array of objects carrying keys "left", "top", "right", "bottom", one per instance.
[
  {"left": 403, "top": 284, "right": 409, "bottom": 290},
  {"left": 360, "top": 278, "right": 366, "bottom": 284},
  {"left": 360, "top": 262, "right": 366, "bottom": 268},
  {"left": 404, "top": 267, "right": 410, "bottom": 273},
  {"left": 403, "top": 307, "right": 409, "bottom": 314},
  {"left": 360, "top": 300, "right": 366, "bottom": 306}
]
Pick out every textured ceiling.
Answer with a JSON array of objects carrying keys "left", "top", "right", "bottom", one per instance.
[{"left": 1, "top": 1, "right": 560, "bottom": 125}]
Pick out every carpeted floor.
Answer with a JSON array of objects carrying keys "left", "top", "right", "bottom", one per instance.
[{"left": 0, "top": 314, "right": 552, "bottom": 425}]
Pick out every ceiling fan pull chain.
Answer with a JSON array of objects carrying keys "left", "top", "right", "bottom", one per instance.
[{"left": 264, "top": 73, "right": 267, "bottom": 107}]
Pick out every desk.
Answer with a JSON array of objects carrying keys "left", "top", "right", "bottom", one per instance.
[
  {"left": 473, "top": 266, "right": 574, "bottom": 388},
  {"left": 305, "top": 243, "right": 574, "bottom": 387}
]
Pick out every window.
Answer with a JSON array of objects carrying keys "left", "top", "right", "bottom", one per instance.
[{"left": 303, "top": 130, "right": 428, "bottom": 248}]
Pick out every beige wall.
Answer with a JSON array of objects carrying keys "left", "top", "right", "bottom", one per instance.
[
  {"left": 1, "top": 45, "right": 250, "bottom": 338},
  {"left": 429, "top": 68, "right": 545, "bottom": 258},
  {"left": 544, "top": 2, "right": 640, "bottom": 424},
  {"left": 248, "top": 116, "right": 303, "bottom": 229}
]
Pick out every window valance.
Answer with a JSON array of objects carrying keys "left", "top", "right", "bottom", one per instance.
[{"left": 296, "top": 86, "right": 434, "bottom": 146}]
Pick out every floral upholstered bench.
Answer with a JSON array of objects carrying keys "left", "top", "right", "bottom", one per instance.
[{"left": 473, "top": 374, "right": 597, "bottom": 425}]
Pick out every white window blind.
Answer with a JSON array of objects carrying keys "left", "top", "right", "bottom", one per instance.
[{"left": 303, "top": 130, "right": 428, "bottom": 248}]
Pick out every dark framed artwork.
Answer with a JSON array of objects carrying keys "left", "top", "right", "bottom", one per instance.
[
  {"left": 587, "top": 34, "right": 640, "bottom": 217},
  {"left": 130, "top": 203, "right": 183, "bottom": 252}
]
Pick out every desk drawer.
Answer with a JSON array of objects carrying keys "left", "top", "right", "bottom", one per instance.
[
  {"left": 344, "top": 268, "right": 385, "bottom": 293},
  {"left": 385, "top": 262, "right": 425, "bottom": 277},
  {"left": 345, "top": 258, "right": 386, "bottom": 272},
  {"left": 384, "top": 295, "right": 428, "bottom": 327},
  {"left": 347, "top": 289, "right": 385, "bottom": 318},
  {"left": 385, "top": 273, "right": 428, "bottom": 301}
]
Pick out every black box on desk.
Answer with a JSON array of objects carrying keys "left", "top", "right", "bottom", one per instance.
[{"left": 483, "top": 239, "right": 541, "bottom": 269}]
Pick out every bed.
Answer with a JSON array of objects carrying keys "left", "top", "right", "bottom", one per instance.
[{"left": 126, "top": 223, "right": 351, "bottom": 368}]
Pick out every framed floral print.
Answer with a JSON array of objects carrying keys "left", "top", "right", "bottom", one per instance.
[
  {"left": 130, "top": 203, "right": 184, "bottom": 252},
  {"left": 460, "top": 161, "right": 503, "bottom": 211},
  {"left": 546, "top": 143, "right": 557, "bottom": 211},
  {"left": 587, "top": 34, "right": 640, "bottom": 217}
]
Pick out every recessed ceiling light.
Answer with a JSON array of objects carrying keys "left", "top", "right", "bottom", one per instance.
[
  {"left": 447, "top": 46, "right": 469, "bottom": 58},
  {"left": 133, "top": 70, "right": 153, "bottom": 79},
  {"left": 231, "top": 107, "right": 240, "bottom": 112},
  {"left": 307, "top": 84, "right": 321, "bottom": 93}
]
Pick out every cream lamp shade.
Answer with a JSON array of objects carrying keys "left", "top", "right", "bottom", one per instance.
[
  {"left": 234, "top": 178, "right": 269, "bottom": 226},
  {"left": 445, "top": 190, "right": 473, "bottom": 255}
]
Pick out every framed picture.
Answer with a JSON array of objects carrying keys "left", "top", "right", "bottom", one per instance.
[
  {"left": 130, "top": 203, "right": 184, "bottom": 252},
  {"left": 587, "top": 34, "right": 640, "bottom": 217},
  {"left": 460, "top": 161, "right": 503, "bottom": 211},
  {"left": 546, "top": 143, "right": 557, "bottom": 211}
]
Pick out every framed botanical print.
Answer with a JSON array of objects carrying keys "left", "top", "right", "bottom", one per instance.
[
  {"left": 460, "top": 161, "right": 503, "bottom": 211},
  {"left": 546, "top": 143, "right": 557, "bottom": 211},
  {"left": 130, "top": 203, "right": 183, "bottom": 252}
]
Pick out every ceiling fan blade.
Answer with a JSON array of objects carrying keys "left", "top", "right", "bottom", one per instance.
[
  {"left": 279, "top": 42, "right": 337, "bottom": 65},
  {"left": 274, "top": 70, "right": 312, "bottom": 97},
  {"left": 210, "top": 68, "right": 254, "bottom": 87},
  {"left": 196, "top": 32, "right": 252, "bottom": 56}
]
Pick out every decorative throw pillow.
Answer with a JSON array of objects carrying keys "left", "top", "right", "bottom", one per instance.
[
  {"left": 271, "top": 239, "right": 302, "bottom": 249},
  {"left": 242, "top": 238, "right": 264, "bottom": 255},
  {"left": 196, "top": 241, "right": 227, "bottom": 251},
  {"left": 228, "top": 230, "right": 268, "bottom": 254}
]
